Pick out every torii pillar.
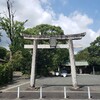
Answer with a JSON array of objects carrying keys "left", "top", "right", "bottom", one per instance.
[
  {"left": 68, "top": 39, "right": 78, "bottom": 89},
  {"left": 30, "top": 39, "right": 37, "bottom": 87}
]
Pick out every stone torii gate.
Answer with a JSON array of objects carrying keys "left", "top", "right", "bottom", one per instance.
[{"left": 23, "top": 32, "right": 86, "bottom": 89}]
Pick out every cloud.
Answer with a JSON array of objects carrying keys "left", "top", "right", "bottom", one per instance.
[
  {"left": 60, "top": 0, "right": 68, "bottom": 6},
  {"left": 71, "top": 12, "right": 93, "bottom": 29},
  {"left": 40, "top": 0, "right": 49, "bottom": 3},
  {"left": 13, "top": 0, "right": 55, "bottom": 28},
  {"left": 53, "top": 12, "right": 93, "bottom": 33},
  {"left": 0, "top": 0, "right": 99, "bottom": 50},
  {"left": 52, "top": 12, "right": 99, "bottom": 48}
]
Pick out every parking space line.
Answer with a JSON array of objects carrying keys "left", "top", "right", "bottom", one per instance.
[{"left": 2, "top": 81, "right": 29, "bottom": 92}]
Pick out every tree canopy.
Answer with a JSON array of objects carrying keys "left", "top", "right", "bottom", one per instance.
[
  {"left": 24, "top": 24, "right": 69, "bottom": 76},
  {"left": 25, "top": 24, "right": 63, "bottom": 35},
  {"left": 75, "top": 35, "right": 100, "bottom": 67},
  {"left": 75, "top": 48, "right": 89, "bottom": 61},
  {"left": 88, "top": 36, "right": 100, "bottom": 66},
  {"left": 0, "top": 17, "right": 27, "bottom": 54},
  {"left": 0, "top": 47, "right": 7, "bottom": 59}
]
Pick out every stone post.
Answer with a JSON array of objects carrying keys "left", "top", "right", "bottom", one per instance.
[
  {"left": 30, "top": 39, "right": 37, "bottom": 87},
  {"left": 68, "top": 39, "right": 78, "bottom": 89}
]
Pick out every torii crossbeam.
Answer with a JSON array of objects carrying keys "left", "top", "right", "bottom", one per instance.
[{"left": 23, "top": 32, "right": 86, "bottom": 89}]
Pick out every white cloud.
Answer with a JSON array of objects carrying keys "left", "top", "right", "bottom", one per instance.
[
  {"left": 0, "top": 0, "right": 99, "bottom": 49},
  {"left": 40, "top": 0, "right": 48, "bottom": 3},
  {"left": 71, "top": 12, "right": 93, "bottom": 29},
  {"left": 53, "top": 12, "right": 93, "bottom": 34},
  {"left": 52, "top": 12, "right": 99, "bottom": 48},
  {"left": 13, "top": 0, "right": 54, "bottom": 27}
]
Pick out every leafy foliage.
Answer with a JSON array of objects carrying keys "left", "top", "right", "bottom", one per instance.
[
  {"left": 0, "top": 16, "right": 31, "bottom": 74},
  {"left": 0, "top": 47, "right": 7, "bottom": 59},
  {"left": 88, "top": 36, "right": 100, "bottom": 66},
  {"left": 0, "top": 17, "right": 27, "bottom": 54},
  {"left": 21, "top": 50, "right": 32, "bottom": 74},
  {"left": 75, "top": 36, "right": 100, "bottom": 70},
  {"left": 0, "top": 62, "right": 13, "bottom": 85},
  {"left": 10, "top": 51, "right": 23, "bottom": 71},
  {"left": 75, "top": 48, "right": 89, "bottom": 61},
  {"left": 25, "top": 24, "right": 63, "bottom": 35},
  {"left": 9, "top": 50, "right": 31, "bottom": 74}
]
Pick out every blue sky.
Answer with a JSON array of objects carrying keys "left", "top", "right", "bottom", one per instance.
[
  {"left": 0, "top": 0, "right": 100, "bottom": 50},
  {"left": 48, "top": 0, "right": 100, "bottom": 31}
]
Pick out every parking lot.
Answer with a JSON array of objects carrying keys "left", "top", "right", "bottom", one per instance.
[{"left": 1, "top": 74, "right": 100, "bottom": 99}]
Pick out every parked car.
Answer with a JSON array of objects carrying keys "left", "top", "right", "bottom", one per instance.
[{"left": 61, "top": 70, "right": 67, "bottom": 77}]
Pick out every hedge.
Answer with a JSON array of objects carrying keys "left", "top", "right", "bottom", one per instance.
[{"left": 0, "top": 63, "right": 13, "bottom": 85}]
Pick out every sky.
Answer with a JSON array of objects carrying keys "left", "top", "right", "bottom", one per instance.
[{"left": 0, "top": 0, "right": 100, "bottom": 51}]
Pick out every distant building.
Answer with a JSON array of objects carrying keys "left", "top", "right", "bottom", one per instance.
[{"left": 63, "top": 61, "right": 89, "bottom": 74}]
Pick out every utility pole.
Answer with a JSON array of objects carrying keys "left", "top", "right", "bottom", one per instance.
[{"left": 7, "top": 0, "right": 13, "bottom": 60}]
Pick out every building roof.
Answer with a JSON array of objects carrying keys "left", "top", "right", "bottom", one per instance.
[{"left": 65, "top": 61, "right": 89, "bottom": 66}]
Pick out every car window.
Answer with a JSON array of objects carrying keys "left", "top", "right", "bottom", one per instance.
[{"left": 61, "top": 70, "right": 67, "bottom": 73}]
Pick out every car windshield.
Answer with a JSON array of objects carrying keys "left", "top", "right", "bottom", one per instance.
[{"left": 61, "top": 70, "right": 67, "bottom": 73}]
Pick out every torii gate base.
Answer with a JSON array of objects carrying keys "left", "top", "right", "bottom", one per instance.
[{"left": 24, "top": 32, "right": 86, "bottom": 89}]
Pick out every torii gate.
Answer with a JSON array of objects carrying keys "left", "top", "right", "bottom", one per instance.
[{"left": 23, "top": 32, "right": 86, "bottom": 89}]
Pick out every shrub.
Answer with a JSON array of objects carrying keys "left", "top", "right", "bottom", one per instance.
[{"left": 0, "top": 63, "right": 13, "bottom": 85}]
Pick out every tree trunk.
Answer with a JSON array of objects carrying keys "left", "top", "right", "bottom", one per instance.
[{"left": 9, "top": 50, "right": 12, "bottom": 61}]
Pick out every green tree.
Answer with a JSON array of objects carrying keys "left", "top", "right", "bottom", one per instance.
[
  {"left": 75, "top": 36, "right": 100, "bottom": 65},
  {"left": 24, "top": 24, "right": 69, "bottom": 76},
  {"left": 0, "top": 17, "right": 27, "bottom": 55},
  {"left": 52, "top": 49, "right": 69, "bottom": 70},
  {"left": 8, "top": 50, "right": 31, "bottom": 74},
  {"left": 75, "top": 36, "right": 100, "bottom": 74},
  {"left": 20, "top": 50, "right": 32, "bottom": 74},
  {"left": 0, "top": 0, "right": 27, "bottom": 60},
  {"left": 75, "top": 48, "right": 89, "bottom": 61},
  {"left": 0, "top": 62, "right": 13, "bottom": 85},
  {"left": 25, "top": 24, "right": 63, "bottom": 35},
  {"left": 10, "top": 50, "right": 23, "bottom": 71},
  {"left": 88, "top": 36, "right": 100, "bottom": 66},
  {"left": 0, "top": 47, "right": 7, "bottom": 59}
]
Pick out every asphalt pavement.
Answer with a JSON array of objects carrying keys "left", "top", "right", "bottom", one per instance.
[
  {"left": 1, "top": 74, "right": 100, "bottom": 100},
  {"left": 0, "top": 91, "right": 100, "bottom": 99}
]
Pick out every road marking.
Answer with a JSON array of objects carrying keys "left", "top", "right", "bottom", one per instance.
[{"left": 2, "top": 81, "right": 29, "bottom": 92}]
